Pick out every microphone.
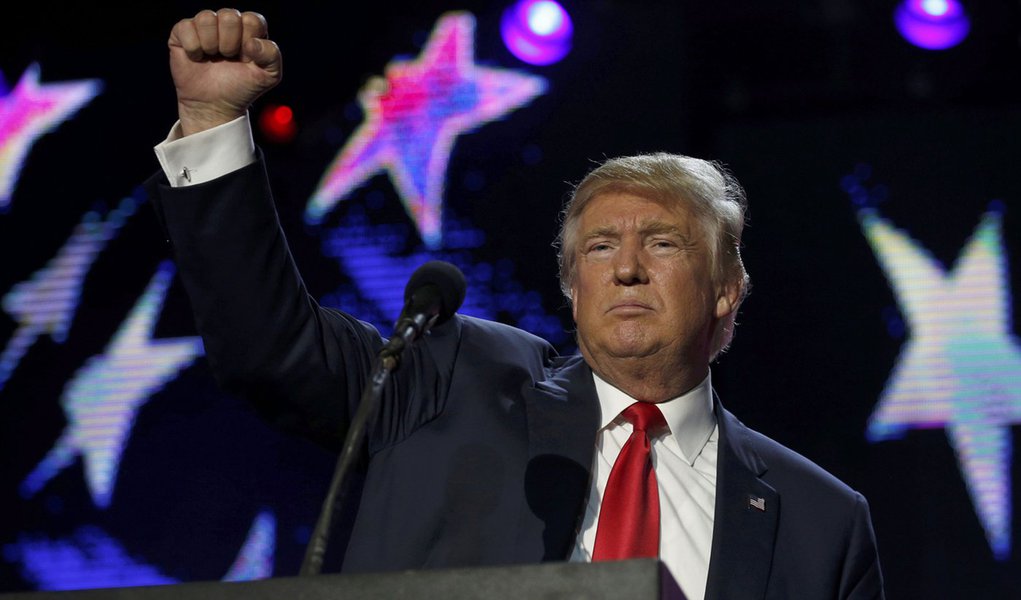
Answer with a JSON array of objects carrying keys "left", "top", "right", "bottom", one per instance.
[{"left": 381, "top": 261, "right": 466, "bottom": 367}]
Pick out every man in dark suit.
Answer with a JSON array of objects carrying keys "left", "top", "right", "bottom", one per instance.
[{"left": 150, "top": 9, "right": 884, "bottom": 599}]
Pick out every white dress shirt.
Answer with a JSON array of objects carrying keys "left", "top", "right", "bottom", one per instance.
[{"left": 570, "top": 371, "right": 718, "bottom": 600}]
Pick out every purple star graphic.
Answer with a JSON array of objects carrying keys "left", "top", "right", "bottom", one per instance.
[
  {"left": 0, "top": 63, "right": 101, "bottom": 211},
  {"left": 306, "top": 12, "right": 546, "bottom": 248}
]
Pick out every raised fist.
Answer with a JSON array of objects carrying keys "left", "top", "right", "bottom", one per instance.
[{"left": 168, "top": 9, "right": 283, "bottom": 135}]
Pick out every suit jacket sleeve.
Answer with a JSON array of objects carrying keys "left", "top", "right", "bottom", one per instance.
[{"left": 145, "top": 157, "right": 456, "bottom": 451}]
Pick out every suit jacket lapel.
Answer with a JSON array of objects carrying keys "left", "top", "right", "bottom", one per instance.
[
  {"left": 704, "top": 401, "right": 779, "bottom": 600},
  {"left": 518, "top": 355, "right": 600, "bottom": 561}
]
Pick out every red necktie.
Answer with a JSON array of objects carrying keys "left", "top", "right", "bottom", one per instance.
[{"left": 592, "top": 402, "right": 667, "bottom": 561}]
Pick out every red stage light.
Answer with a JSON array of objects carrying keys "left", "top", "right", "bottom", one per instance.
[{"left": 258, "top": 104, "right": 297, "bottom": 143}]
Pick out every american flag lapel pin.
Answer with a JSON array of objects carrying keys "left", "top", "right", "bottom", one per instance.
[{"left": 748, "top": 495, "right": 766, "bottom": 512}]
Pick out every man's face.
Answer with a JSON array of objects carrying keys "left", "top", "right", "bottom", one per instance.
[{"left": 571, "top": 191, "right": 734, "bottom": 376}]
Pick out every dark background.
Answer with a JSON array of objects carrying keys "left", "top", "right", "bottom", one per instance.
[{"left": 2, "top": 1, "right": 1020, "bottom": 597}]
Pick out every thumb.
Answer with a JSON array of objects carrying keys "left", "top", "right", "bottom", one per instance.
[{"left": 244, "top": 37, "right": 282, "bottom": 73}]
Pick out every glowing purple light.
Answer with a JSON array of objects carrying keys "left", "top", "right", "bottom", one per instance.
[
  {"left": 527, "top": 2, "right": 565, "bottom": 34},
  {"left": 501, "top": 0, "right": 573, "bottom": 66},
  {"left": 921, "top": 0, "right": 950, "bottom": 17},
  {"left": 894, "top": 0, "right": 970, "bottom": 50}
]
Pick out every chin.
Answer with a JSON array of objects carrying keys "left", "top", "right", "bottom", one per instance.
[
  {"left": 609, "top": 345, "right": 659, "bottom": 360},
  {"left": 604, "top": 332, "right": 658, "bottom": 359}
]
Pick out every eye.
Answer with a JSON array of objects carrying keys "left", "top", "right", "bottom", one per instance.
[
  {"left": 647, "top": 237, "right": 686, "bottom": 257},
  {"left": 587, "top": 241, "right": 613, "bottom": 253}
]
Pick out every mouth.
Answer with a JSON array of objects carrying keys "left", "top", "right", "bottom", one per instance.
[{"left": 606, "top": 301, "right": 653, "bottom": 315}]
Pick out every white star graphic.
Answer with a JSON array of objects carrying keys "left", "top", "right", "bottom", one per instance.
[
  {"left": 861, "top": 207, "right": 1021, "bottom": 559},
  {"left": 20, "top": 262, "right": 203, "bottom": 508},
  {"left": 0, "top": 197, "right": 137, "bottom": 391}
]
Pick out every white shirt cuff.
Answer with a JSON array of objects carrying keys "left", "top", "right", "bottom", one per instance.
[{"left": 153, "top": 114, "right": 257, "bottom": 187}]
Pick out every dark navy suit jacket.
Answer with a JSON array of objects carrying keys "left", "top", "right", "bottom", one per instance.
[{"left": 148, "top": 158, "right": 884, "bottom": 599}]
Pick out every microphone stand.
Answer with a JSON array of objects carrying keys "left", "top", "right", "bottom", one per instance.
[{"left": 299, "top": 311, "right": 438, "bottom": 576}]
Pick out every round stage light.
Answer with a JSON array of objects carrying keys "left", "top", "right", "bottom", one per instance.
[
  {"left": 894, "top": 0, "right": 970, "bottom": 50},
  {"left": 501, "top": 0, "right": 573, "bottom": 66},
  {"left": 258, "top": 104, "right": 297, "bottom": 143}
]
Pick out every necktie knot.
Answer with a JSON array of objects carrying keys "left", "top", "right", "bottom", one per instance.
[{"left": 621, "top": 402, "right": 667, "bottom": 436}]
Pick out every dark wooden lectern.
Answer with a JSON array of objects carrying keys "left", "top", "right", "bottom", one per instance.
[{"left": 0, "top": 559, "right": 684, "bottom": 599}]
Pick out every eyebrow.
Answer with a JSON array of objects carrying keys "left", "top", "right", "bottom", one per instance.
[{"left": 582, "top": 221, "right": 690, "bottom": 240}]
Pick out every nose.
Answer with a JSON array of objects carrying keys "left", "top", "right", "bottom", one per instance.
[{"left": 612, "top": 239, "right": 649, "bottom": 285}]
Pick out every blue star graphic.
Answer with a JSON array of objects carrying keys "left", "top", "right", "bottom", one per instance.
[
  {"left": 306, "top": 12, "right": 546, "bottom": 247},
  {"left": 20, "top": 261, "right": 203, "bottom": 508},
  {"left": 318, "top": 206, "right": 569, "bottom": 348},
  {"left": 861, "top": 206, "right": 1021, "bottom": 560},
  {"left": 9, "top": 511, "right": 274, "bottom": 589}
]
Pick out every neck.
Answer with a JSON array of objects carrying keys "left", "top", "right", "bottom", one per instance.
[{"left": 581, "top": 349, "right": 708, "bottom": 403}]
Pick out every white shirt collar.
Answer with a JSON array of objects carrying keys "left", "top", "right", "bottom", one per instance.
[{"left": 591, "top": 369, "right": 717, "bottom": 466}]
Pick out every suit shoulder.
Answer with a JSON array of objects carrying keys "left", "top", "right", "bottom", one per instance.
[
  {"left": 456, "top": 313, "right": 556, "bottom": 356},
  {"left": 723, "top": 409, "right": 864, "bottom": 506},
  {"left": 719, "top": 410, "right": 885, "bottom": 597}
]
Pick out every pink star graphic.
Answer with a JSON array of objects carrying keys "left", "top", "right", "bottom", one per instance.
[
  {"left": 0, "top": 64, "right": 101, "bottom": 211},
  {"left": 306, "top": 12, "right": 546, "bottom": 248}
]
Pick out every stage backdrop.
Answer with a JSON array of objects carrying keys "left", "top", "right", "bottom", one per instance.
[{"left": 1, "top": 1, "right": 1020, "bottom": 598}]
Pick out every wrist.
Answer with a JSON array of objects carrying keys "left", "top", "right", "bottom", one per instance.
[{"left": 177, "top": 102, "right": 246, "bottom": 137}]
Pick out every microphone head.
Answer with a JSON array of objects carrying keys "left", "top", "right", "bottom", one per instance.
[{"left": 405, "top": 261, "right": 467, "bottom": 324}]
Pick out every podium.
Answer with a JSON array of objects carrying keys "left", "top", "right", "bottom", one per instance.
[{"left": 1, "top": 559, "right": 683, "bottom": 599}]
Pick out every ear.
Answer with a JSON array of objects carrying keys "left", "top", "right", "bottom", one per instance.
[
  {"left": 570, "top": 283, "right": 579, "bottom": 321},
  {"left": 714, "top": 278, "right": 742, "bottom": 319}
]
